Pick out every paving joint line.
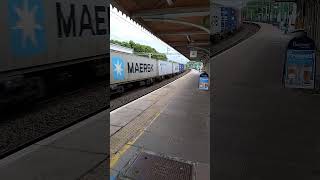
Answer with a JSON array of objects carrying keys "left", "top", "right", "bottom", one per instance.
[{"left": 34, "top": 143, "right": 107, "bottom": 156}]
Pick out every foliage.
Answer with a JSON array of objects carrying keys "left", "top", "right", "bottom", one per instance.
[
  {"left": 242, "top": 0, "right": 294, "bottom": 21},
  {"left": 111, "top": 39, "right": 167, "bottom": 60},
  {"left": 111, "top": 39, "right": 131, "bottom": 49},
  {"left": 186, "top": 61, "right": 202, "bottom": 70}
]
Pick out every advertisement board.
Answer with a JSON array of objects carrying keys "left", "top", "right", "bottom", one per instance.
[
  {"left": 199, "top": 73, "right": 209, "bottom": 90},
  {"left": 284, "top": 35, "right": 316, "bottom": 89}
]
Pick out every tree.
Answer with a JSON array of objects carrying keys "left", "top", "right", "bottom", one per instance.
[
  {"left": 186, "top": 61, "right": 202, "bottom": 70},
  {"left": 111, "top": 39, "right": 167, "bottom": 60}
]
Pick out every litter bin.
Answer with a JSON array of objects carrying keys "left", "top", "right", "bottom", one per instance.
[{"left": 199, "top": 72, "right": 209, "bottom": 90}]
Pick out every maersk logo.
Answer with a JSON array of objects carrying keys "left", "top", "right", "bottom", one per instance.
[
  {"left": 8, "top": 0, "right": 47, "bottom": 56},
  {"left": 112, "top": 56, "right": 125, "bottom": 81},
  {"left": 128, "top": 62, "right": 153, "bottom": 73}
]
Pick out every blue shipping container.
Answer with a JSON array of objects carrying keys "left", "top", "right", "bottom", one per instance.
[
  {"left": 179, "top": 64, "right": 185, "bottom": 72},
  {"left": 221, "top": 7, "right": 237, "bottom": 32}
]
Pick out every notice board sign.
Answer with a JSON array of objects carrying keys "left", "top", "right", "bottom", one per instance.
[
  {"left": 284, "top": 35, "right": 316, "bottom": 89},
  {"left": 199, "top": 72, "right": 209, "bottom": 90},
  {"left": 190, "top": 50, "right": 197, "bottom": 58}
]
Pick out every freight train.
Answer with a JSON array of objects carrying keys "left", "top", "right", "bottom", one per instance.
[
  {"left": 210, "top": 5, "right": 241, "bottom": 41},
  {"left": 0, "top": 0, "right": 108, "bottom": 106},
  {"left": 110, "top": 49, "right": 185, "bottom": 94}
]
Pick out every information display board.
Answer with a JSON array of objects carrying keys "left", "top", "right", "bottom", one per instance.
[
  {"left": 199, "top": 72, "right": 209, "bottom": 90},
  {"left": 284, "top": 35, "right": 316, "bottom": 89}
]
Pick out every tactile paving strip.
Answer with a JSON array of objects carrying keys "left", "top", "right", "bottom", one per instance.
[{"left": 121, "top": 152, "right": 193, "bottom": 180}]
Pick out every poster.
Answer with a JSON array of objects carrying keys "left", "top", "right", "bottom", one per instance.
[
  {"left": 285, "top": 50, "right": 315, "bottom": 88},
  {"left": 284, "top": 34, "right": 316, "bottom": 89},
  {"left": 199, "top": 75, "right": 209, "bottom": 90}
]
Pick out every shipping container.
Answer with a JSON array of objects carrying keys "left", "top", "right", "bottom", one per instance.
[
  {"left": 210, "top": 6, "right": 222, "bottom": 35},
  {"left": 179, "top": 63, "right": 185, "bottom": 72},
  {"left": 158, "top": 60, "right": 173, "bottom": 76},
  {"left": 0, "top": 0, "right": 108, "bottom": 104},
  {"left": 0, "top": 0, "right": 108, "bottom": 74},
  {"left": 221, "top": 7, "right": 236, "bottom": 33},
  {"left": 172, "top": 62, "right": 180, "bottom": 74},
  {"left": 210, "top": 6, "right": 240, "bottom": 37},
  {"left": 110, "top": 50, "right": 158, "bottom": 85},
  {"left": 234, "top": 8, "right": 242, "bottom": 29}
]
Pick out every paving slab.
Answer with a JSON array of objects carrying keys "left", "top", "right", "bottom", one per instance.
[
  {"left": 194, "top": 162, "right": 210, "bottom": 180},
  {"left": 110, "top": 107, "right": 143, "bottom": 127},
  {"left": 110, "top": 125, "right": 121, "bottom": 136},
  {"left": 79, "top": 160, "right": 108, "bottom": 180},
  {"left": 0, "top": 146, "right": 106, "bottom": 180},
  {"left": 125, "top": 99, "right": 154, "bottom": 111},
  {"left": 134, "top": 131, "right": 210, "bottom": 164},
  {"left": 37, "top": 120, "right": 106, "bottom": 154}
]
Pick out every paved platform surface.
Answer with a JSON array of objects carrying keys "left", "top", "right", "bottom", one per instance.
[
  {"left": 212, "top": 23, "right": 320, "bottom": 180},
  {"left": 110, "top": 70, "right": 210, "bottom": 179},
  {"left": 0, "top": 110, "right": 107, "bottom": 180}
]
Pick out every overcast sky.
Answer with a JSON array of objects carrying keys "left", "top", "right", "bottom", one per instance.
[{"left": 110, "top": 5, "right": 189, "bottom": 64}]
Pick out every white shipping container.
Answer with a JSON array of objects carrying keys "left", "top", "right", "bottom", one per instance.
[
  {"left": 0, "top": 0, "right": 108, "bottom": 73},
  {"left": 158, "top": 61, "right": 173, "bottom": 76},
  {"left": 210, "top": 5, "right": 222, "bottom": 35},
  {"left": 235, "top": 8, "right": 242, "bottom": 29},
  {"left": 173, "top": 62, "right": 179, "bottom": 73},
  {"left": 110, "top": 50, "right": 158, "bottom": 85}
]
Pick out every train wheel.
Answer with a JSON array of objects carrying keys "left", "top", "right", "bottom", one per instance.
[
  {"left": 145, "top": 79, "right": 153, "bottom": 86},
  {"left": 118, "top": 86, "right": 125, "bottom": 94}
]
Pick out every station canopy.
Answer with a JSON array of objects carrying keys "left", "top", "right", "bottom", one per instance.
[{"left": 111, "top": 0, "right": 210, "bottom": 62}]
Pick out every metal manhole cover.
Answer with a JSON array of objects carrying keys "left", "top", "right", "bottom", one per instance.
[{"left": 121, "top": 152, "right": 193, "bottom": 180}]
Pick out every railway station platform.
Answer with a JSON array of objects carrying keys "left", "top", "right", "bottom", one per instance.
[
  {"left": 212, "top": 23, "right": 320, "bottom": 179},
  {"left": 0, "top": 110, "right": 107, "bottom": 179},
  {"left": 110, "top": 69, "right": 210, "bottom": 179}
]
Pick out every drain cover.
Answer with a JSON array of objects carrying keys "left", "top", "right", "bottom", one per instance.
[{"left": 121, "top": 152, "right": 193, "bottom": 180}]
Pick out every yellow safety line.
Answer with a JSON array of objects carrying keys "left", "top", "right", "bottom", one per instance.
[{"left": 110, "top": 112, "right": 161, "bottom": 169}]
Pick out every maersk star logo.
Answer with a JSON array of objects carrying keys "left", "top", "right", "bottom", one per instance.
[
  {"left": 112, "top": 57, "right": 125, "bottom": 80},
  {"left": 9, "top": 0, "right": 47, "bottom": 56}
]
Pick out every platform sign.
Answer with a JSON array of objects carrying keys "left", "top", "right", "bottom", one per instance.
[
  {"left": 190, "top": 50, "right": 197, "bottom": 58},
  {"left": 199, "top": 72, "right": 209, "bottom": 90},
  {"left": 284, "top": 35, "right": 316, "bottom": 89}
]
